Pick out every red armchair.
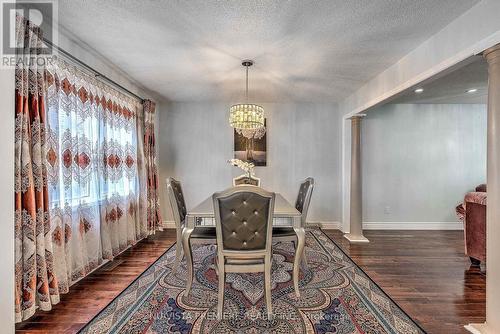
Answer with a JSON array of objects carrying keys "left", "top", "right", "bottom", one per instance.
[{"left": 456, "top": 184, "right": 487, "bottom": 265}]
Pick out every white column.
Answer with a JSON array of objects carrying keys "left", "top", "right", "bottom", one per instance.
[
  {"left": 466, "top": 44, "right": 500, "bottom": 334},
  {"left": 344, "top": 115, "right": 369, "bottom": 243}
]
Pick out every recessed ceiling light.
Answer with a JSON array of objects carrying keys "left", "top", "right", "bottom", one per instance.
[
  {"left": 466, "top": 88, "right": 478, "bottom": 93},
  {"left": 414, "top": 88, "right": 424, "bottom": 93}
]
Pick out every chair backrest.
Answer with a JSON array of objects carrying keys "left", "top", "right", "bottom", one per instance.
[
  {"left": 213, "top": 186, "right": 275, "bottom": 253},
  {"left": 166, "top": 177, "right": 187, "bottom": 230},
  {"left": 295, "top": 177, "right": 314, "bottom": 225},
  {"left": 233, "top": 174, "right": 261, "bottom": 187}
]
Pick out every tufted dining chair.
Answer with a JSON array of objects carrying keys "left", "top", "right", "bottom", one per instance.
[
  {"left": 213, "top": 186, "right": 275, "bottom": 319},
  {"left": 166, "top": 177, "right": 216, "bottom": 274},
  {"left": 272, "top": 177, "right": 314, "bottom": 265}
]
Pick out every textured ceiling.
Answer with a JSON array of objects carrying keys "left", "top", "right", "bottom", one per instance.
[
  {"left": 391, "top": 56, "right": 488, "bottom": 104},
  {"left": 58, "top": 0, "right": 479, "bottom": 102}
]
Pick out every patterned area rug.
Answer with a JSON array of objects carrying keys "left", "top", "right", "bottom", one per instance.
[{"left": 79, "top": 229, "right": 426, "bottom": 333}]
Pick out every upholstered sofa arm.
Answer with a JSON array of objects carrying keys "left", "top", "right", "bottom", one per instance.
[
  {"left": 463, "top": 191, "right": 487, "bottom": 263},
  {"left": 456, "top": 192, "right": 486, "bottom": 222},
  {"left": 475, "top": 184, "right": 487, "bottom": 192},
  {"left": 464, "top": 192, "right": 487, "bottom": 206}
]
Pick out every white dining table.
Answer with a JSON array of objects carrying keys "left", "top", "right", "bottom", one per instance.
[{"left": 182, "top": 192, "right": 305, "bottom": 297}]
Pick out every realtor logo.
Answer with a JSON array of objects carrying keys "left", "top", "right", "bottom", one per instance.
[{"left": 1, "top": 0, "right": 57, "bottom": 67}]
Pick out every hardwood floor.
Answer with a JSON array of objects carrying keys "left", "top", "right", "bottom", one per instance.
[
  {"left": 15, "top": 230, "right": 177, "bottom": 333},
  {"left": 324, "top": 230, "right": 486, "bottom": 334},
  {"left": 16, "top": 229, "right": 485, "bottom": 333}
]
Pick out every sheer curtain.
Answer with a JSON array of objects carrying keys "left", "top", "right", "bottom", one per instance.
[
  {"left": 15, "top": 14, "right": 156, "bottom": 323},
  {"left": 44, "top": 60, "right": 148, "bottom": 291}
]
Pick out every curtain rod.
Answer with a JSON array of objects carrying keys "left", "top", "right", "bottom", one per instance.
[{"left": 42, "top": 37, "right": 145, "bottom": 103}]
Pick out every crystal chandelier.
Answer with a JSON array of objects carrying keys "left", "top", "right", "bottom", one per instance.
[{"left": 229, "top": 60, "right": 264, "bottom": 129}]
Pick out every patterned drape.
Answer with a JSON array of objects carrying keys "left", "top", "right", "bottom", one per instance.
[
  {"left": 15, "top": 15, "right": 151, "bottom": 323},
  {"left": 142, "top": 100, "right": 162, "bottom": 233},
  {"left": 15, "top": 15, "right": 60, "bottom": 323},
  {"left": 44, "top": 59, "right": 146, "bottom": 291}
]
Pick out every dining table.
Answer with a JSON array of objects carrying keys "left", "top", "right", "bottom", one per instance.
[{"left": 181, "top": 192, "right": 305, "bottom": 297}]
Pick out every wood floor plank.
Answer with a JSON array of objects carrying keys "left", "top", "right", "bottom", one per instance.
[
  {"left": 15, "top": 230, "right": 177, "bottom": 333},
  {"left": 323, "top": 229, "right": 486, "bottom": 334},
  {"left": 15, "top": 229, "right": 486, "bottom": 333}
]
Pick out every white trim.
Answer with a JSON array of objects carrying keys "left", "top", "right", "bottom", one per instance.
[
  {"left": 465, "top": 324, "right": 484, "bottom": 334},
  {"left": 307, "top": 221, "right": 342, "bottom": 230},
  {"left": 0, "top": 57, "right": 15, "bottom": 332},
  {"left": 163, "top": 220, "right": 176, "bottom": 228},
  {"left": 163, "top": 220, "right": 343, "bottom": 230},
  {"left": 464, "top": 323, "right": 499, "bottom": 334},
  {"left": 344, "top": 233, "right": 370, "bottom": 243},
  {"left": 167, "top": 218, "right": 462, "bottom": 231},
  {"left": 363, "top": 221, "right": 463, "bottom": 230}
]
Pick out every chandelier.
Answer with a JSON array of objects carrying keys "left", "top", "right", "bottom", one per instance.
[{"left": 229, "top": 60, "right": 264, "bottom": 129}]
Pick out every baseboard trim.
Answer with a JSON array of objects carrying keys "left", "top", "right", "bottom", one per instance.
[
  {"left": 163, "top": 221, "right": 175, "bottom": 229},
  {"left": 163, "top": 220, "right": 343, "bottom": 230},
  {"left": 362, "top": 221, "right": 464, "bottom": 230},
  {"left": 309, "top": 221, "right": 342, "bottom": 230},
  {"left": 465, "top": 325, "right": 483, "bottom": 334},
  {"left": 465, "top": 323, "right": 491, "bottom": 334},
  {"left": 344, "top": 233, "right": 370, "bottom": 243}
]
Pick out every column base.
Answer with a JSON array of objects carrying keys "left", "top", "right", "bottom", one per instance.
[
  {"left": 343, "top": 233, "right": 370, "bottom": 243},
  {"left": 465, "top": 323, "right": 494, "bottom": 334}
]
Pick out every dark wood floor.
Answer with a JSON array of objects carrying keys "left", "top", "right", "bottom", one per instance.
[
  {"left": 16, "top": 229, "right": 485, "bottom": 334},
  {"left": 15, "top": 230, "right": 178, "bottom": 333},
  {"left": 324, "top": 230, "right": 486, "bottom": 334}
]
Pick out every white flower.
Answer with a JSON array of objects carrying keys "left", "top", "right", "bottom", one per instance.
[{"left": 227, "top": 158, "right": 255, "bottom": 175}]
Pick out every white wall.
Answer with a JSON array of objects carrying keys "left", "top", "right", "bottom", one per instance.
[
  {"left": 0, "top": 65, "right": 15, "bottom": 333},
  {"left": 339, "top": 0, "right": 500, "bottom": 232},
  {"left": 335, "top": 1, "right": 499, "bottom": 331},
  {"left": 361, "top": 104, "right": 486, "bottom": 228},
  {"left": 56, "top": 27, "right": 156, "bottom": 101},
  {"left": 158, "top": 102, "right": 342, "bottom": 224}
]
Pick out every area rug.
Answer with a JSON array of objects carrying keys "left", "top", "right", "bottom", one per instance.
[{"left": 79, "top": 229, "right": 426, "bottom": 333}]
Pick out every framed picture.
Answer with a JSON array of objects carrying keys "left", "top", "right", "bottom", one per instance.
[{"left": 234, "top": 119, "right": 267, "bottom": 166}]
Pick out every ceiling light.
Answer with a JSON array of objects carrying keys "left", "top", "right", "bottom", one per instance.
[
  {"left": 229, "top": 60, "right": 264, "bottom": 130},
  {"left": 414, "top": 88, "right": 424, "bottom": 93},
  {"left": 466, "top": 88, "right": 478, "bottom": 93}
]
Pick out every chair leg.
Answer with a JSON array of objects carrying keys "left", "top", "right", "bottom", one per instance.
[
  {"left": 264, "top": 255, "right": 273, "bottom": 317},
  {"left": 214, "top": 254, "right": 219, "bottom": 276},
  {"left": 302, "top": 247, "right": 308, "bottom": 267},
  {"left": 172, "top": 243, "right": 183, "bottom": 274},
  {"left": 292, "top": 238, "right": 308, "bottom": 267},
  {"left": 293, "top": 228, "right": 306, "bottom": 298},
  {"left": 217, "top": 256, "right": 225, "bottom": 320},
  {"left": 182, "top": 228, "right": 194, "bottom": 297}
]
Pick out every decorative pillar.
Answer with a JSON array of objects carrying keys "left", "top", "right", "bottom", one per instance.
[
  {"left": 466, "top": 44, "right": 500, "bottom": 334},
  {"left": 344, "top": 115, "right": 369, "bottom": 243}
]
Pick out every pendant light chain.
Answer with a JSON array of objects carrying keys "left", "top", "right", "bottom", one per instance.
[
  {"left": 229, "top": 59, "right": 264, "bottom": 130},
  {"left": 245, "top": 64, "right": 249, "bottom": 102}
]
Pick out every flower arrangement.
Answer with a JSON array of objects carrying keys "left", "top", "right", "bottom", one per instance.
[{"left": 227, "top": 158, "right": 255, "bottom": 176}]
